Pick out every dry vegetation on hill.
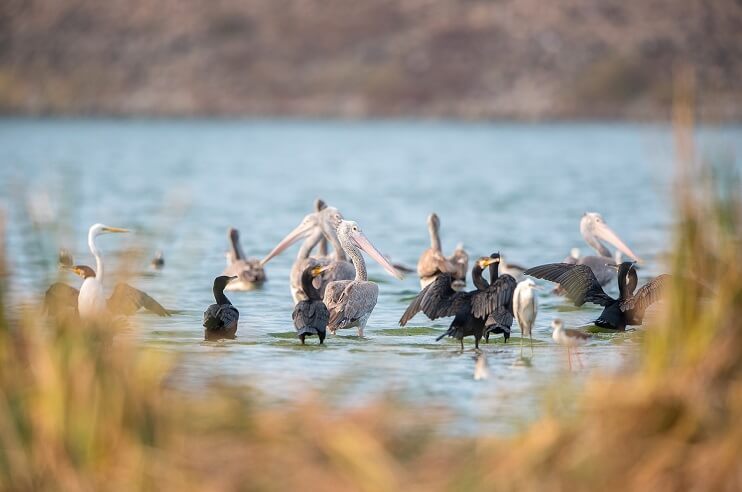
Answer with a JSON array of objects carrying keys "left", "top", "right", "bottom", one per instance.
[{"left": 1, "top": 0, "right": 740, "bottom": 119}]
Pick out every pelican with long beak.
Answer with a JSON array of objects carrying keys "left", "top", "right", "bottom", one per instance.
[
  {"left": 261, "top": 206, "right": 354, "bottom": 303},
  {"left": 564, "top": 212, "right": 643, "bottom": 287},
  {"left": 322, "top": 220, "right": 403, "bottom": 337},
  {"left": 417, "top": 213, "right": 466, "bottom": 290},
  {"left": 223, "top": 228, "right": 266, "bottom": 291}
]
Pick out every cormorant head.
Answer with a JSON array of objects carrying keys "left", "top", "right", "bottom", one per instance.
[
  {"left": 213, "top": 275, "right": 238, "bottom": 291},
  {"left": 71, "top": 265, "right": 96, "bottom": 279}
]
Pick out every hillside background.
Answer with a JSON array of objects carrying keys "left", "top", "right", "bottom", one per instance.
[{"left": 0, "top": 0, "right": 740, "bottom": 119}]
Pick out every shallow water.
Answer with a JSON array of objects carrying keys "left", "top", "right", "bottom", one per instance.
[{"left": 1, "top": 118, "right": 740, "bottom": 435}]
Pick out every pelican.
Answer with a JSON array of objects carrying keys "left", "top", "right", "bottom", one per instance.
[
  {"left": 525, "top": 262, "right": 670, "bottom": 330},
  {"left": 262, "top": 206, "right": 354, "bottom": 304},
  {"left": 314, "top": 198, "right": 329, "bottom": 257},
  {"left": 292, "top": 265, "right": 329, "bottom": 344},
  {"left": 565, "top": 212, "right": 643, "bottom": 287},
  {"left": 551, "top": 319, "right": 591, "bottom": 369},
  {"left": 512, "top": 278, "right": 539, "bottom": 357},
  {"left": 322, "top": 220, "right": 403, "bottom": 337},
  {"left": 150, "top": 250, "right": 165, "bottom": 270},
  {"left": 45, "top": 224, "right": 170, "bottom": 319},
  {"left": 223, "top": 228, "right": 266, "bottom": 291},
  {"left": 417, "top": 213, "right": 466, "bottom": 291},
  {"left": 203, "top": 275, "right": 239, "bottom": 340},
  {"left": 399, "top": 254, "right": 515, "bottom": 349}
]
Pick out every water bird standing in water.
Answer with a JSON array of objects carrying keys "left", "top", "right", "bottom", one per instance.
[
  {"left": 292, "top": 265, "right": 329, "bottom": 344},
  {"left": 513, "top": 278, "right": 539, "bottom": 357},
  {"left": 399, "top": 255, "right": 515, "bottom": 349},
  {"left": 562, "top": 212, "right": 643, "bottom": 287},
  {"left": 223, "top": 228, "right": 266, "bottom": 290},
  {"left": 150, "top": 250, "right": 165, "bottom": 270},
  {"left": 482, "top": 253, "right": 518, "bottom": 343},
  {"left": 323, "top": 220, "right": 404, "bottom": 337},
  {"left": 551, "top": 318, "right": 591, "bottom": 369},
  {"left": 45, "top": 224, "right": 170, "bottom": 319},
  {"left": 262, "top": 205, "right": 354, "bottom": 304},
  {"left": 525, "top": 261, "right": 670, "bottom": 330},
  {"left": 417, "top": 213, "right": 467, "bottom": 291},
  {"left": 203, "top": 275, "right": 240, "bottom": 339}
]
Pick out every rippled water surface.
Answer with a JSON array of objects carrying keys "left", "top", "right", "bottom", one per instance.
[{"left": 1, "top": 119, "right": 740, "bottom": 434}]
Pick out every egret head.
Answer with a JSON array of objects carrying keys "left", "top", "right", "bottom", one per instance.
[
  {"left": 570, "top": 247, "right": 581, "bottom": 260},
  {"left": 520, "top": 278, "right": 539, "bottom": 290},
  {"left": 89, "top": 223, "right": 130, "bottom": 238}
]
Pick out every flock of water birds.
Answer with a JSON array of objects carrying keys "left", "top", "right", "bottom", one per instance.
[{"left": 44, "top": 199, "right": 670, "bottom": 367}]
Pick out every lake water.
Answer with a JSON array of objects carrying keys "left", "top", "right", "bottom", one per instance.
[{"left": 1, "top": 118, "right": 740, "bottom": 434}]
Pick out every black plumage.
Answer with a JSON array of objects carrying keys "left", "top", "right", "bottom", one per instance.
[
  {"left": 292, "top": 266, "right": 329, "bottom": 344},
  {"left": 524, "top": 262, "right": 670, "bottom": 330},
  {"left": 203, "top": 275, "right": 239, "bottom": 339},
  {"left": 400, "top": 253, "right": 516, "bottom": 349}
]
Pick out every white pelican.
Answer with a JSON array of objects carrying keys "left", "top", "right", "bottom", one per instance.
[
  {"left": 203, "top": 275, "right": 239, "bottom": 340},
  {"left": 564, "top": 212, "right": 643, "bottom": 287},
  {"left": 45, "top": 224, "right": 170, "bottom": 320},
  {"left": 261, "top": 206, "right": 354, "bottom": 304},
  {"left": 223, "top": 228, "right": 266, "bottom": 291},
  {"left": 512, "top": 278, "right": 539, "bottom": 357},
  {"left": 292, "top": 265, "right": 329, "bottom": 344},
  {"left": 322, "top": 220, "right": 403, "bottom": 337}
]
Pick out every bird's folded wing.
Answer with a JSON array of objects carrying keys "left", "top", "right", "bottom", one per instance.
[
  {"left": 471, "top": 275, "right": 517, "bottom": 319},
  {"left": 524, "top": 263, "right": 613, "bottom": 307}
]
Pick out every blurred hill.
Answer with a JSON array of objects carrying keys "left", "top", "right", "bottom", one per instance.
[{"left": 0, "top": 0, "right": 740, "bottom": 120}]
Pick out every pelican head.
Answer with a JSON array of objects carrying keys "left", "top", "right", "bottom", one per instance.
[
  {"left": 70, "top": 265, "right": 97, "bottom": 279},
  {"left": 260, "top": 213, "right": 320, "bottom": 265},
  {"left": 89, "top": 223, "right": 130, "bottom": 238},
  {"left": 580, "top": 212, "right": 642, "bottom": 263},
  {"left": 337, "top": 220, "right": 404, "bottom": 280},
  {"left": 228, "top": 228, "right": 240, "bottom": 242},
  {"left": 427, "top": 213, "right": 440, "bottom": 232},
  {"left": 314, "top": 198, "right": 327, "bottom": 212}
]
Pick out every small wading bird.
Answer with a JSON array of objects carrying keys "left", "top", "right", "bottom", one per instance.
[
  {"left": 203, "top": 275, "right": 239, "bottom": 340},
  {"left": 262, "top": 205, "right": 355, "bottom": 304},
  {"left": 223, "top": 228, "right": 266, "bottom": 290},
  {"left": 399, "top": 254, "right": 515, "bottom": 349},
  {"left": 551, "top": 318, "right": 591, "bottom": 369},
  {"left": 150, "top": 250, "right": 165, "bottom": 270},
  {"left": 417, "top": 213, "right": 467, "bottom": 291},
  {"left": 525, "top": 262, "right": 670, "bottom": 330},
  {"left": 513, "top": 278, "right": 539, "bottom": 357},
  {"left": 323, "top": 220, "right": 403, "bottom": 337},
  {"left": 292, "top": 265, "right": 329, "bottom": 344},
  {"left": 45, "top": 224, "right": 170, "bottom": 319},
  {"left": 561, "top": 212, "right": 643, "bottom": 288}
]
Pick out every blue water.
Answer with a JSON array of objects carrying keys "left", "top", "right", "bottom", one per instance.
[{"left": 1, "top": 118, "right": 740, "bottom": 434}]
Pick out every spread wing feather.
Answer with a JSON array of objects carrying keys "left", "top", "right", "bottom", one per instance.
[
  {"left": 524, "top": 263, "right": 613, "bottom": 307},
  {"left": 108, "top": 283, "right": 171, "bottom": 317},
  {"left": 471, "top": 275, "right": 516, "bottom": 320},
  {"left": 620, "top": 274, "right": 671, "bottom": 313},
  {"left": 399, "top": 273, "right": 471, "bottom": 326}
]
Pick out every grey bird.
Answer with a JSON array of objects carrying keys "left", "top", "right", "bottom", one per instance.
[
  {"left": 292, "top": 265, "right": 329, "bottom": 344},
  {"left": 203, "top": 275, "right": 240, "bottom": 340}
]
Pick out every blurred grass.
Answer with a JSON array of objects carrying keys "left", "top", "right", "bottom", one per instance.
[{"left": 1, "top": 73, "right": 741, "bottom": 490}]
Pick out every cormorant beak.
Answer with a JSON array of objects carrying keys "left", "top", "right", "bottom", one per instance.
[
  {"left": 311, "top": 266, "right": 326, "bottom": 277},
  {"left": 102, "top": 226, "right": 130, "bottom": 234},
  {"left": 478, "top": 258, "right": 499, "bottom": 268},
  {"left": 605, "top": 263, "right": 619, "bottom": 270}
]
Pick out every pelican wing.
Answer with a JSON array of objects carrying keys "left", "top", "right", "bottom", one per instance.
[
  {"left": 224, "top": 259, "right": 266, "bottom": 283},
  {"left": 45, "top": 282, "right": 79, "bottom": 316},
  {"left": 417, "top": 249, "right": 455, "bottom": 278},
  {"left": 108, "top": 283, "right": 171, "bottom": 317},
  {"left": 620, "top": 274, "right": 672, "bottom": 314},
  {"left": 399, "top": 273, "right": 471, "bottom": 326},
  {"left": 327, "top": 282, "right": 379, "bottom": 331},
  {"left": 525, "top": 263, "right": 613, "bottom": 307},
  {"left": 471, "top": 275, "right": 516, "bottom": 320}
]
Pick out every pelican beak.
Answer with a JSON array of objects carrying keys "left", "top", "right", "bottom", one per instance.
[
  {"left": 260, "top": 216, "right": 317, "bottom": 266},
  {"left": 594, "top": 221, "right": 643, "bottom": 263},
  {"left": 102, "top": 226, "right": 130, "bottom": 234},
  {"left": 350, "top": 230, "right": 404, "bottom": 280}
]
